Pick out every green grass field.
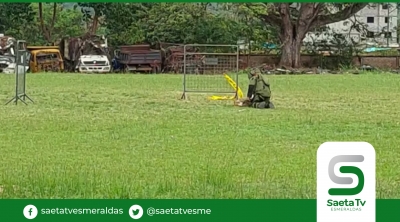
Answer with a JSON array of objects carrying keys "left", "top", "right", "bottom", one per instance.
[{"left": 0, "top": 72, "right": 400, "bottom": 199}]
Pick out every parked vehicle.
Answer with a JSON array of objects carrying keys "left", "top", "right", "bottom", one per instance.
[
  {"left": 113, "top": 44, "right": 162, "bottom": 73},
  {"left": 75, "top": 55, "right": 111, "bottom": 73},
  {"left": 160, "top": 44, "right": 185, "bottom": 73},
  {"left": 59, "top": 34, "right": 110, "bottom": 73},
  {"left": 0, "top": 55, "right": 17, "bottom": 74},
  {"left": 26, "top": 46, "right": 63, "bottom": 73},
  {"left": 0, "top": 34, "right": 29, "bottom": 74}
]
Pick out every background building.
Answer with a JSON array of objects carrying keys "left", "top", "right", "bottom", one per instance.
[{"left": 304, "top": 3, "right": 399, "bottom": 47}]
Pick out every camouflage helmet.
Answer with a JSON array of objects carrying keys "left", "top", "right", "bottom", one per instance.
[
  {"left": 248, "top": 68, "right": 260, "bottom": 79},
  {"left": 252, "top": 68, "right": 262, "bottom": 74}
]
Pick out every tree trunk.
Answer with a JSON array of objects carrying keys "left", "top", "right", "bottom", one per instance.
[
  {"left": 278, "top": 20, "right": 308, "bottom": 68},
  {"left": 90, "top": 14, "right": 99, "bottom": 35},
  {"left": 38, "top": 3, "right": 48, "bottom": 41},
  {"left": 275, "top": 3, "right": 304, "bottom": 69},
  {"left": 272, "top": 4, "right": 319, "bottom": 68},
  {"left": 279, "top": 37, "right": 303, "bottom": 68},
  {"left": 38, "top": 3, "right": 57, "bottom": 44}
]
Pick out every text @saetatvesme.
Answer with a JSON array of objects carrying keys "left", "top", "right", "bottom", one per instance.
[{"left": 146, "top": 207, "right": 211, "bottom": 216}]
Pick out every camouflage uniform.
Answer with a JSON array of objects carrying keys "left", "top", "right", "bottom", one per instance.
[{"left": 247, "top": 69, "right": 274, "bottom": 109}]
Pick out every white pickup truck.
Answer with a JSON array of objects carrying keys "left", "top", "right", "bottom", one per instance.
[{"left": 75, "top": 55, "right": 111, "bottom": 73}]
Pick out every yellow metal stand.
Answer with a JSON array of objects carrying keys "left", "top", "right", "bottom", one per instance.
[{"left": 208, "top": 74, "right": 243, "bottom": 100}]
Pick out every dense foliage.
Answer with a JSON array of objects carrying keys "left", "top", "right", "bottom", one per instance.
[
  {"left": 0, "top": 3, "right": 370, "bottom": 67},
  {"left": 0, "top": 3, "right": 271, "bottom": 49}
]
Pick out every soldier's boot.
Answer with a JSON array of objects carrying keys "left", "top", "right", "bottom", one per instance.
[
  {"left": 268, "top": 102, "right": 275, "bottom": 109},
  {"left": 254, "top": 101, "right": 267, "bottom": 109}
]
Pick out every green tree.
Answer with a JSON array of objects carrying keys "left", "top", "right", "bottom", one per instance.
[
  {"left": 102, "top": 3, "right": 149, "bottom": 46},
  {"left": 247, "top": 3, "right": 368, "bottom": 68},
  {"left": 0, "top": 3, "right": 34, "bottom": 32},
  {"left": 77, "top": 3, "right": 111, "bottom": 35},
  {"left": 141, "top": 3, "right": 241, "bottom": 45},
  {"left": 224, "top": 3, "right": 275, "bottom": 52},
  {"left": 0, "top": 3, "right": 85, "bottom": 45},
  {"left": 0, "top": 3, "right": 36, "bottom": 40},
  {"left": 98, "top": 3, "right": 252, "bottom": 47},
  {"left": 29, "top": 3, "right": 85, "bottom": 45}
]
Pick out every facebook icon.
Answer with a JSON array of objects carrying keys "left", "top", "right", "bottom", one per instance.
[{"left": 23, "top": 205, "right": 38, "bottom": 219}]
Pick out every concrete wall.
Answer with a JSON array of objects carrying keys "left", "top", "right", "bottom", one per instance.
[{"left": 238, "top": 54, "right": 400, "bottom": 69}]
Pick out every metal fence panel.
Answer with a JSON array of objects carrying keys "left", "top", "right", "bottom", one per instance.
[{"left": 181, "top": 44, "right": 239, "bottom": 99}]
